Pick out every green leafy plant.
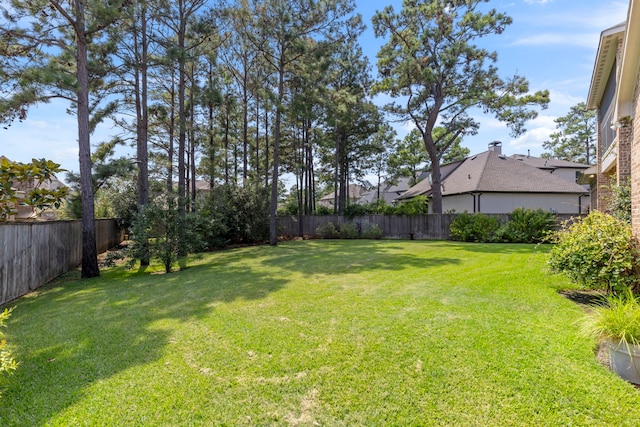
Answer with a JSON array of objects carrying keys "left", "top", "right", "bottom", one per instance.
[
  {"left": 394, "top": 196, "right": 429, "bottom": 216},
  {"left": 0, "top": 157, "right": 67, "bottom": 220},
  {"left": 343, "top": 203, "right": 372, "bottom": 219},
  {"left": 605, "top": 179, "right": 631, "bottom": 225},
  {"left": 0, "top": 308, "right": 18, "bottom": 378},
  {"left": 128, "top": 194, "right": 205, "bottom": 273},
  {"left": 503, "top": 208, "right": 555, "bottom": 243},
  {"left": 548, "top": 211, "right": 639, "bottom": 294},
  {"left": 580, "top": 290, "right": 640, "bottom": 347},
  {"left": 449, "top": 212, "right": 503, "bottom": 242},
  {"left": 362, "top": 223, "right": 383, "bottom": 240},
  {"left": 315, "top": 222, "right": 338, "bottom": 239},
  {"left": 340, "top": 222, "right": 359, "bottom": 239}
]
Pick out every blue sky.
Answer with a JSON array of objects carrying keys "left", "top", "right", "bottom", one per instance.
[{"left": 1, "top": 0, "right": 630, "bottom": 183}]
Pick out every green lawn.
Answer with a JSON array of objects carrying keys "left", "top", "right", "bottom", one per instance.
[{"left": 1, "top": 240, "right": 639, "bottom": 426}]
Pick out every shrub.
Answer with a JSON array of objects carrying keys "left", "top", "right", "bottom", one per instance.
[
  {"left": 128, "top": 194, "right": 206, "bottom": 273},
  {"left": 316, "top": 222, "right": 338, "bottom": 239},
  {"left": 606, "top": 179, "right": 631, "bottom": 225},
  {"left": 548, "top": 211, "right": 639, "bottom": 294},
  {"left": 362, "top": 223, "right": 383, "bottom": 240},
  {"left": 198, "top": 185, "right": 270, "bottom": 246},
  {"left": 315, "top": 205, "right": 332, "bottom": 215},
  {"left": 340, "top": 222, "right": 360, "bottom": 239},
  {"left": 394, "top": 196, "right": 429, "bottom": 216},
  {"left": 344, "top": 203, "right": 372, "bottom": 219},
  {"left": 449, "top": 212, "right": 503, "bottom": 242},
  {"left": 503, "top": 208, "right": 555, "bottom": 243},
  {"left": 0, "top": 307, "right": 18, "bottom": 379}
]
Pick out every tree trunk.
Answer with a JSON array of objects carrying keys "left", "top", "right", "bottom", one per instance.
[
  {"left": 269, "top": 63, "right": 285, "bottom": 246},
  {"left": 75, "top": 0, "right": 99, "bottom": 278},
  {"left": 136, "top": 1, "right": 150, "bottom": 266}
]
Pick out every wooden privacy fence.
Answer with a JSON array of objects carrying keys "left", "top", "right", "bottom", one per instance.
[
  {"left": 0, "top": 219, "right": 124, "bottom": 306},
  {"left": 277, "top": 213, "right": 581, "bottom": 240}
]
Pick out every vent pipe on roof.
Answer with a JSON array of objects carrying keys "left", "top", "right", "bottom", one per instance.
[{"left": 488, "top": 141, "right": 502, "bottom": 154}]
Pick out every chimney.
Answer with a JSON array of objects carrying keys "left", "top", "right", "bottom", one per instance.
[{"left": 488, "top": 141, "right": 502, "bottom": 155}]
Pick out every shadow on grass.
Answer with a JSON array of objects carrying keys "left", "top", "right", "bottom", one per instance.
[
  {"left": 446, "top": 241, "right": 551, "bottom": 254},
  {"left": 0, "top": 258, "right": 287, "bottom": 425},
  {"left": 0, "top": 240, "right": 467, "bottom": 424},
  {"left": 252, "top": 239, "right": 463, "bottom": 276}
]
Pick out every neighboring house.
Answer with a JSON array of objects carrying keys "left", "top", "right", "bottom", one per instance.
[
  {"left": 510, "top": 154, "right": 591, "bottom": 184},
  {"left": 361, "top": 173, "right": 430, "bottom": 205},
  {"left": 396, "top": 142, "right": 590, "bottom": 214},
  {"left": 586, "top": 20, "right": 632, "bottom": 212},
  {"left": 318, "top": 184, "right": 368, "bottom": 208}
]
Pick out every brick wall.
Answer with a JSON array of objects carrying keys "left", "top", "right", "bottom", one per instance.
[{"left": 631, "top": 70, "right": 640, "bottom": 238}]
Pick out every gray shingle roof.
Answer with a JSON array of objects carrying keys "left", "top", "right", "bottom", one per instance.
[
  {"left": 397, "top": 150, "right": 588, "bottom": 200},
  {"left": 509, "top": 154, "right": 591, "bottom": 170}
]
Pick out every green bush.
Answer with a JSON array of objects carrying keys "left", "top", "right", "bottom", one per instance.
[
  {"left": 340, "top": 222, "right": 360, "bottom": 239},
  {"left": 128, "top": 194, "right": 206, "bottom": 273},
  {"left": 606, "top": 179, "right": 631, "bottom": 224},
  {"left": 344, "top": 204, "right": 372, "bottom": 219},
  {"left": 394, "top": 196, "right": 429, "bottom": 216},
  {"left": 548, "top": 211, "right": 639, "bottom": 294},
  {"left": 316, "top": 222, "right": 338, "bottom": 239},
  {"left": 315, "top": 205, "right": 332, "bottom": 215},
  {"left": 503, "top": 208, "right": 555, "bottom": 243},
  {"left": 198, "top": 185, "right": 269, "bottom": 246},
  {"left": 0, "top": 307, "right": 18, "bottom": 379},
  {"left": 449, "top": 212, "right": 503, "bottom": 242},
  {"left": 362, "top": 223, "right": 383, "bottom": 240}
]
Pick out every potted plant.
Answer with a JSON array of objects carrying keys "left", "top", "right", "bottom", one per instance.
[{"left": 581, "top": 290, "right": 640, "bottom": 384}]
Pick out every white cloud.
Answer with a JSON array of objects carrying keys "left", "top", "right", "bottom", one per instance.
[
  {"left": 507, "top": 114, "right": 557, "bottom": 152},
  {"left": 523, "top": 0, "right": 553, "bottom": 4},
  {"left": 511, "top": 32, "right": 600, "bottom": 49}
]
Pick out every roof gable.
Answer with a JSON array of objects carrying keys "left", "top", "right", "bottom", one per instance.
[
  {"left": 398, "top": 150, "right": 588, "bottom": 200},
  {"left": 446, "top": 151, "right": 588, "bottom": 194},
  {"left": 587, "top": 22, "right": 626, "bottom": 109}
]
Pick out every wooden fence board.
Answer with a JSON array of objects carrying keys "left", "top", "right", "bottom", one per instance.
[
  {"left": 0, "top": 219, "right": 123, "bottom": 306},
  {"left": 278, "top": 213, "right": 579, "bottom": 241}
]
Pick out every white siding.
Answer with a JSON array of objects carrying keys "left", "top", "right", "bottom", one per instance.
[{"left": 434, "top": 193, "right": 588, "bottom": 214}]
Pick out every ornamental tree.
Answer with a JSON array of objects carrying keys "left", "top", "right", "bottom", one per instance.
[
  {"left": 0, "top": 157, "right": 68, "bottom": 221},
  {"left": 373, "top": 0, "right": 549, "bottom": 213}
]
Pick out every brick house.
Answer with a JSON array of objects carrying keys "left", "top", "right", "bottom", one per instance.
[
  {"left": 588, "top": 0, "right": 640, "bottom": 237},
  {"left": 586, "top": 21, "right": 630, "bottom": 212}
]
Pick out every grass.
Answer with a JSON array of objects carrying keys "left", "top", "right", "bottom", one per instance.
[{"left": 1, "top": 240, "right": 640, "bottom": 426}]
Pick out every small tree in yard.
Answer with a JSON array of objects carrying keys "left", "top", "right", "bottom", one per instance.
[{"left": 128, "top": 194, "right": 205, "bottom": 273}]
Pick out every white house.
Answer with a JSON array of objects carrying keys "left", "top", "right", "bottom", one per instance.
[{"left": 396, "top": 143, "right": 590, "bottom": 214}]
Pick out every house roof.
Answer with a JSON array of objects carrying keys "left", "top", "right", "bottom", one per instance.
[
  {"left": 509, "top": 154, "right": 591, "bottom": 170},
  {"left": 587, "top": 21, "right": 626, "bottom": 110},
  {"left": 319, "top": 184, "right": 367, "bottom": 202},
  {"left": 615, "top": 0, "right": 640, "bottom": 121},
  {"left": 397, "top": 150, "right": 588, "bottom": 201},
  {"left": 395, "top": 159, "right": 465, "bottom": 200}
]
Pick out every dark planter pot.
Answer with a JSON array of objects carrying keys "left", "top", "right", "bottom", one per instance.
[{"left": 609, "top": 342, "right": 640, "bottom": 385}]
